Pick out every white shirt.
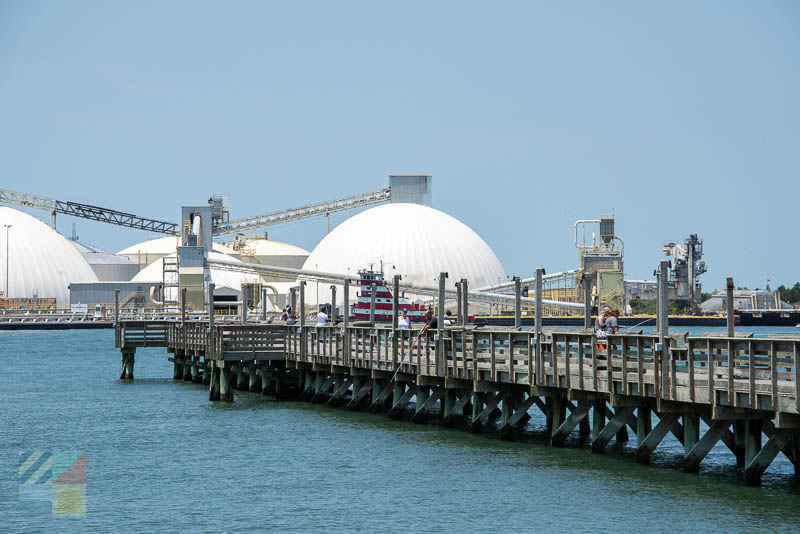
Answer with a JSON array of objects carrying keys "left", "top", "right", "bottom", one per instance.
[
  {"left": 316, "top": 311, "right": 329, "bottom": 326},
  {"left": 398, "top": 315, "right": 410, "bottom": 329}
]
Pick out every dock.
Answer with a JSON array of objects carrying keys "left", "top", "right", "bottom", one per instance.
[{"left": 115, "top": 316, "right": 800, "bottom": 487}]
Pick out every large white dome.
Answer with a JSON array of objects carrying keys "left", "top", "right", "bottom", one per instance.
[
  {"left": 117, "top": 236, "right": 231, "bottom": 268},
  {"left": 0, "top": 207, "right": 98, "bottom": 307},
  {"left": 132, "top": 251, "right": 259, "bottom": 298},
  {"left": 302, "top": 203, "right": 506, "bottom": 304}
]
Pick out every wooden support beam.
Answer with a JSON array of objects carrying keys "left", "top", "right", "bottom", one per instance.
[
  {"left": 776, "top": 412, "right": 800, "bottom": 430},
  {"left": 208, "top": 361, "right": 220, "bottom": 401},
  {"left": 470, "top": 392, "right": 485, "bottom": 433},
  {"left": 413, "top": 385, "right": 444, "bottom": 423},
  {"left": 636, "top": 412, "right": 681, "bottom": 463},
  {"left": 551, "top": 399, "right": 593, "bottom": 447},
  {"left": 120, "top": 349, "right": 135, "bottom": 380},
  {"left": 592, "top": 406, "right": 635, "bottom": 453},
  {"left": 745, "top": 429, "right": 794, "bottom": 486},
  {"left": 388, "top": 383, "right": 418, "bottom": 420},
  {"left": 346, "top": 378, "right": 374, "bottom": 411},
  {"left": 700, "top": 413, "right": 743, "bottom": 465},
  {"left": 444, "top": 391, "right": 471, "bottom": 428},
  {"left": 684, "top": 420, "right": 732, "bottom": 473},
  {"left": 637, "top": 406, "right": 652, "bottom": 447},
  {"left": 248, "top": 363, "right": 261, "bottom": 392},
  {"left": 745, "top": 419, "right": 763, "bottom": 468},
  {"left": 500, "top": 394, "right": 538, "bottom": 439},
  {"left": 474, "top": 391, "right": 503, "bottom": 428},
  {"left": 368, "top": 380, "right": 394, "bottom": 413},
  {"left": 327, "top": 376, "right": 354, "bottom": 407},
  {"left": 683, "top": 413, "right": 700, "bottom": 458},
  {"left": 311, "top": 375, "right": 335, "bottom": 403},
  {"left": 592, "top": 400, "right": 606, "bottom": 442}
]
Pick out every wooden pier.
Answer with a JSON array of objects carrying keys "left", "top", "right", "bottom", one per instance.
[{"left": 115, "top": 317, "right": 800, "bottom": 487}]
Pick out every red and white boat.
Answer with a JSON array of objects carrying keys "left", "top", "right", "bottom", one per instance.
[{"left": 352, "top": 268, "right": 428, "bottom": 322}]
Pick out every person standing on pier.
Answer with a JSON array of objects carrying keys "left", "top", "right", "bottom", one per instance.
[
  {"left": 398, "top": 309, "right": 410, "bottom": 329},
  {"left": 418, "top": 309, "right": 438, "bottom": 339}
]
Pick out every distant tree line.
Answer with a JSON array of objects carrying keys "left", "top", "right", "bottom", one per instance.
[{"left": 778, "top": 283, "right": 800, "bottom": 305}]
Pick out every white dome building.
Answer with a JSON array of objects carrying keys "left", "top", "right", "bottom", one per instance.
[
  {"left": 227, "top": 236, "right": 309, "bottom": 274},
  {"left": 117, "top": 236, "right": 232, "bottom": 271},
  {"left": 132, "top": 251, "right": 258, "bottom": 300},
  {"left": 302, "top": 203, "right": 506, "bottom": 305},
  {"left": 0, "top": 207, "right": 99, "bottom": 307}
]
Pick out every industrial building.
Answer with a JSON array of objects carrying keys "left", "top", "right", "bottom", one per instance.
[
  {"left": 71, "top": 240, "right": 139, "bottom": 281},
  {"left": 700, "top": 290, "right": 794, "bottom": 313}
]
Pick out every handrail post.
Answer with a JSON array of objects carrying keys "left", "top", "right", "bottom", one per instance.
[
  {"left": 583, "top": 273, "right": 592, "bottom": 331},
  {"left": 726, "top": 276, "right": 735, "bottom": 338},
  {"left": 392, "top": 274, "right": 400, "bottom": 367},
  {"left": 207, "top": 283, "right": 215, "bottom": 358},
  {"left": 455, "top": 281, "right": 463, "bottom": 325},
  {"left": 514, "top": 276, "right": 521, "bottom": 330},
  {"left": 535, "top": 268, "right": 543, "bottom": 385},
  {"left": 181, "top": 287, "right": 187, "bottom": 349},
  {"left": 114, "top": 289, "right": 120, "bottom": 347},
  {"left": 369, "top": 283, "right": 376, "bottom": 324},
  {"left": 462, "top": 278, "right": 468, "bottom": 325},
  {"left": 438, "top": 272, "right": 448, "bottom": 376},
  {"left": 241, "top": 283, "right": 247, "bottom": 324},
  {"left": 657, "top": 260, "right": 669, "bottom": 398},
  {"left": 299, "top": 281, "right": 307, "bottom": 361},
  {"left": 343, "top": 279, "right": 350, "bottom": 363}
]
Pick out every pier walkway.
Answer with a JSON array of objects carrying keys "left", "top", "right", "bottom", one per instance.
[{"left": 115, "top": 318, "right": 800, "bottom": 486}]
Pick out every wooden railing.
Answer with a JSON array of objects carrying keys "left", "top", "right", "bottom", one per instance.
[{"left": 117, "top": 320, "right": 800, "bottom": 414}]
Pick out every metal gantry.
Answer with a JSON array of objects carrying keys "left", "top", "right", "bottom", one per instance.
[
  {"left": 0, "top": 186, "right": 391, "bottom": 237},
  {"left": 0, "top": 188, "right": 179, "bottom": 235},
  {"left": 211, "top": 187, "right": 391, "bottom": 236}
]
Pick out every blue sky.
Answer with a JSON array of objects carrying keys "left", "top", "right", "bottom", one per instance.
[{"left": 1, "top": 1, "right": 798, "bottom": 290}]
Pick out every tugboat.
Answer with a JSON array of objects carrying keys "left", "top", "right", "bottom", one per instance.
[{"left": 352, "top": 267, "right": 428, "bottom": 322}]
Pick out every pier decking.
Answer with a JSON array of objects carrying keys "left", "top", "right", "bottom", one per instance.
[{"left": 115, "top": 318, "right": 800, "bottom": 487}]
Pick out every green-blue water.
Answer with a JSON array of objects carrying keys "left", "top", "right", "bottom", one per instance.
[{"left": 4, "top": 328, "right": 800, "bottom": 533}]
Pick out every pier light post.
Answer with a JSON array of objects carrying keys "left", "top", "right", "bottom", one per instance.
[{"left": 3, "top": 224, "right": 11, "bottom": 298}]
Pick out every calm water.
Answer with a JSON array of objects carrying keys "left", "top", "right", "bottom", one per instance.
[{"left": 4, "top": 328, "right": 800, "bottom": 533}]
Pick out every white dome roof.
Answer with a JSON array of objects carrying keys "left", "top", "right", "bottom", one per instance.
[
  {"left": 302, "top": 203, "right": 506, "bottom": 303},
  {"left": 238, "top": 239, "right": 309, "bottom": 257},
  {"left": 117, "top": 236, "right": 231, "bottom": 264},
  {"left": 132, "top": 251, "right": 258, "bottom": 297},
  {"left": 0, "top": 207, "right": 98, "bottom": 307}
]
